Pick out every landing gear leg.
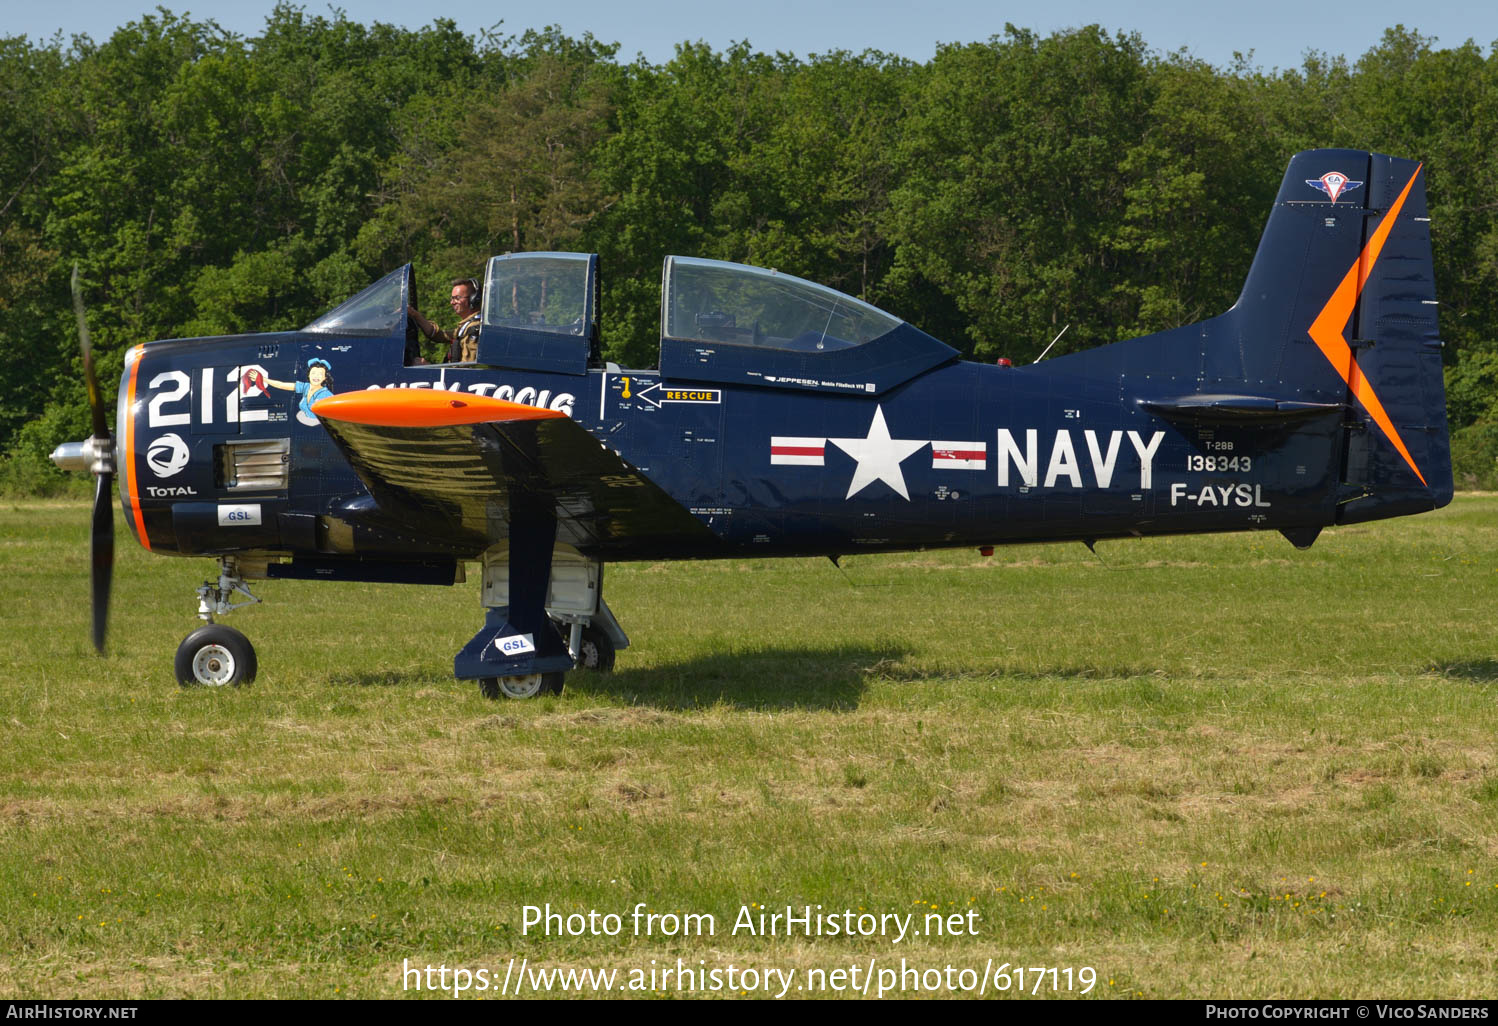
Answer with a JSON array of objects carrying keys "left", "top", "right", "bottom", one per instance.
[
  {"left": 176, "top": 559, "right": 262, "bottom": 687},
  {"left": 457, "top": 504, "right": 573, "bottom": 700}
]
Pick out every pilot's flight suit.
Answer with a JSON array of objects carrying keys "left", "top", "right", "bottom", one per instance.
[{"left": 448, "top": 312, "right": 482, "bottom": 363}]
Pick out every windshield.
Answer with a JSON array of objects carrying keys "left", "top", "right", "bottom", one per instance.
[
  {"left": 303, "top": 265, "right": 410, "bottom": 337},
  {"left": 662, "top": 257, "right": 901, "bottom": 351},
  {"left": 483, "top": 253, "right": 591, "bottom": 335}
]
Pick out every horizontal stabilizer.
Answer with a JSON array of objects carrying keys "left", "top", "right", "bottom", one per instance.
[{"left": 1139, "top": 394, "right": 1342, "bottom": 424}]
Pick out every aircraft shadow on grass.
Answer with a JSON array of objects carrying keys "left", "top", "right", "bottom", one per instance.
[
  {"left": 551, "top": 645, "right": 904, "bottom": 711},
  {"left": 571, "top": 653, "right": 1178, "bottom": 709},
  {"left": 1425, "top": 659, "right": 1498, "bottom": 682},
  {"left": 325, "top": 646, "right": 895, "bottom": 709},
  {"left": 325, "top": 652, "right": 1178, "bottom": 707}
]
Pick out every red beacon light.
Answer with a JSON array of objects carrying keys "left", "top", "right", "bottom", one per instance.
[{"left": 996, "top": 358, "right": 1013, "bottom": 367}]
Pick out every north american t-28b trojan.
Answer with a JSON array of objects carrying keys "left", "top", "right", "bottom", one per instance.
[{"left": 54, "top": 149, "right": 1452, "bottom": 697}]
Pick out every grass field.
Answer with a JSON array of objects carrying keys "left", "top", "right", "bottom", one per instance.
[{"left": 2, "top": 496, "right": 1496, "bottom": 999}]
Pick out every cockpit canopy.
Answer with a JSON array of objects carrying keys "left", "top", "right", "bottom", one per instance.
[
  {"left": 661, "top": 257, "right": 902, "bottom": 352},
  {"left": 302, "top": 264, "right": 411, "bottom": 337},
  {"left": 474, "top": 252, "right": 599, "bottom": 375},
  {"left": 483, "top": 252, "right": 594, "bottom": 337},
  {"left": 656, "top": 256, "right": 954, "bottom": 394},
  {"left": 298, "top": 253, "right": 956, "bottom": 394}
]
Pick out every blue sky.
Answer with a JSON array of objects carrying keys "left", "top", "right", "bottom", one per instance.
[{"left": 8, "top": 0, "right": 1496, "bottom": 71}]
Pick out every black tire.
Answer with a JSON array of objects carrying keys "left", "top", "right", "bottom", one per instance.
[
  {"left": 576, "top": 624, "right": 616, "bottom": 672},
  {"left": 175, "top": 624, "right": 257, "bottom": 687},
  {"left": 479, "top": 671, "right": 565, "bottom": 700}
]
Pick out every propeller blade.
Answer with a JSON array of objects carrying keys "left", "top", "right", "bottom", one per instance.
[
  {"left": 72, "top": 263, "right": 109, "bottom": 441},
  {"left": 74, "top": 263, "right": 115, "bottom": 653},
  {"left": 90, "top": 472, "right": 115, "bottom": 653}
]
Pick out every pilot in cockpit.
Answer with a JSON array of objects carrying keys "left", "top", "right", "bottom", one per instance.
[{"left": 408, "top": 277, "right": 483, "bottom": 363}]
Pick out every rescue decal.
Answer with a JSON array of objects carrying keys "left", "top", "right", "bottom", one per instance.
[
  {"left": 1305, "top": 164, "right": 1428, "bottom": 486},
  {"left": 633, "top": 382, "right": 722, "bottom": 408}
]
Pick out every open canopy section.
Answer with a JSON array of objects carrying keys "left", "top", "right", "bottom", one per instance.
[
  {"left": 483, "top": 252, "right": 595, "bottom": 336},
  {"left": 475, "top": 252, "right": 598, "bottom": 375},
  {"left": 658, "top": 256, "right": 957, "bottom": 396},
  {"left": 302, "top": 264, "right": 411, "bottom": 338}
]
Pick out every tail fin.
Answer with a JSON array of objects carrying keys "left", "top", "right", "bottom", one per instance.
[{"left": 1228, "top": 149, "right": 1451, "bottom": 520}]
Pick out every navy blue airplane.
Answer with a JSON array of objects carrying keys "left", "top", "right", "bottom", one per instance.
[{"left": 53, "top": 149, "right": 1451, "bottom": 698}]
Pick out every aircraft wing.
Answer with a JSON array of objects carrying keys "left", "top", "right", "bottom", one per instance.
[{"left": 312, "top": 389, "right": 718, "bottom": 556}]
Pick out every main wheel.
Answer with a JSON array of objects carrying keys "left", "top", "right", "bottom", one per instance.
[
  {"left": 175, "top": 624, "right": 257, "bottom": 687},
  {"left": 478, "top": 672, "right": 565, "bottom": 700},
  {"left": 575, "top": 624, "right": 616, "bottom": 672}
]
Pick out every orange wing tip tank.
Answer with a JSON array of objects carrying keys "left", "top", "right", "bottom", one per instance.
[{"left": 313, "top": 388, "right": 568, "bottom": 427}]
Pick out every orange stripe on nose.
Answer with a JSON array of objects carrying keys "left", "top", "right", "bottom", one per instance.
[
  {"left": 123, "top": 345, "right": 149, "bottom": 550},
  {"left": 1305, "top": 164, "right": 1427, "bottom": 487}
]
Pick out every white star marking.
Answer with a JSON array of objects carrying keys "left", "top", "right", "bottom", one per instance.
[{"left": 827, "top": 405, "right": 929, "bottom": 500}]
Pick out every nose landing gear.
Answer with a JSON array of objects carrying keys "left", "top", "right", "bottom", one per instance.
[{"left": 175, "top": 560, "right": 262, "bottom": 687}]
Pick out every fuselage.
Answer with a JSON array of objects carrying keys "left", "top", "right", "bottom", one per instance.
[{"left": 116, "top": 327, "right": 1350, "bottom": 564}]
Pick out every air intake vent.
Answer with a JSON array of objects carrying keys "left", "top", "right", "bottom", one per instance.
[{"left": 218, "top": 438, "right": 290, "bottom": 493}]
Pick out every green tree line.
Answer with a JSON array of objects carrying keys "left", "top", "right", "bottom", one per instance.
[{"left": 4, "top": 6, "right": 1498, "bottom": 491}]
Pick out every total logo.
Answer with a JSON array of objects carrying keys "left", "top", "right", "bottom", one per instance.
[{"left": 146, "top": 433, "right": 190, "bottom": 478}]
